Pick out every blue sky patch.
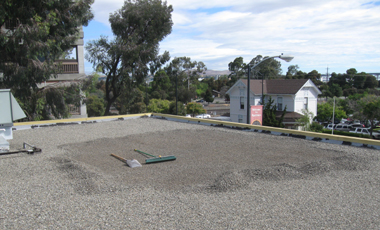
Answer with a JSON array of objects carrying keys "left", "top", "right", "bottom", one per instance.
[
  {"left": 83, "top": 21, "right": 113, "bottom": 41},
  {"left": 362, "top": 1, "right": 380, "bottom": 6},
  {"left": 189, "top": 7, "right": 231, "bottom": 15}
]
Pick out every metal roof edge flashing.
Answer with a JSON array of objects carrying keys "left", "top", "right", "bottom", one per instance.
[{"left": 13, "top": 113, "right": 153, "bottom": 130}]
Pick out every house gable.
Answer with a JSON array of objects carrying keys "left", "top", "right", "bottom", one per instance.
[{"left": 227, "top": 79, "right": 321, "bottom": 125}]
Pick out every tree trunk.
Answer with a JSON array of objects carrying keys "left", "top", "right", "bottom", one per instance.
[{"left": 104, "top": 98, "right": 116, "bottom": 116}]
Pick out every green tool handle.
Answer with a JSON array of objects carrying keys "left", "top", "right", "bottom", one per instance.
[{"left": 134, "top": 149, "right": 157, "bottom": 158}]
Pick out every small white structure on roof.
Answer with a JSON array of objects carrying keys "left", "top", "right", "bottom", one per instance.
[{"left": 0, "top": 89, "right": 26, "bottom": 150}]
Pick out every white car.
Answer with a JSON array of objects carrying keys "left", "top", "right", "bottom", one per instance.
[
  {"left": 349, "top": 128, "right": 380, "bottom": 139},
  {"left": 195, "top": 114, "right": 211, "bottom": 119}
]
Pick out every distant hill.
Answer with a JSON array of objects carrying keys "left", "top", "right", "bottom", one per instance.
[{"left": 203, "top": 70, "right": 231, "bottom": 76}]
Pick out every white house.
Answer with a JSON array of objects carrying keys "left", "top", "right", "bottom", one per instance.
[{"left": 226, "top": 79, "right": 322, "bottom": 128}]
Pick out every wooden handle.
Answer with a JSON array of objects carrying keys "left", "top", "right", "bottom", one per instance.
[{"left": 111, "top": 153, "right": 126, "bottom": 162}]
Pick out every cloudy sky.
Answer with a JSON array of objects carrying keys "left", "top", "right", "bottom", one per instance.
[{"left": 83, "top": 0, "right": 380, "bottom": 75}]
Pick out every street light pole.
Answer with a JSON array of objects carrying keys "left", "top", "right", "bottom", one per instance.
[
  {"left": 247, "top": 66, "right": 251, "bottom": 124},
  {"left": 176, "top": 74, "right": 178, "bottom": 115},
  {"left": 246, "top": 54, "right": 294, "bottom": 124}
]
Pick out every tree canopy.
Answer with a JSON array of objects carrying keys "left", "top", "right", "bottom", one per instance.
[
  {"left": 186, "top": 102, "right": 206, "bottom": 117},
  {"left": 0, "top": 0, "right": 94, "bottom": 120},
  {"left": 164, "top": 56, "right": 206, "bottom": 103},
  {"left": 350, "top": 94, "right": 380, "bottom": 137},
  {"left": 86, "top": 0, "right": 173, "bottom": 115},
  {"left": 0, "top": 0, "right": 94, "bottom": 98},
  {"left": 249, "top": 55, "right": 282, "bottom": 79}
]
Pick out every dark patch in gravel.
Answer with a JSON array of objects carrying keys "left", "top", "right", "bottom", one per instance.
[
  {"left": 56, "top": 122, "right": 79, "bottom": 126},
  {"left": 57, "top": 129, "right": 376, "bottom": 194},
  {"left": 289, "top": 134, "right": 306, "bottom": 139},
  {"left": 81, "top": 121, "right": 97, "bottom": 124},
  {"left": 51, "top": 157, "right": 101, "bottom": 195}
]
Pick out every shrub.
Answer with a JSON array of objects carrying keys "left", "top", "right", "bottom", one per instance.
[
  {"left": 86, "top": 95, "right": 105, "bottom": 117},
  {"left": 310, "top": 122, "right": 324, "bottom": 132}
]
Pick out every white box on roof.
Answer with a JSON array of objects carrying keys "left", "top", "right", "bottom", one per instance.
[{"left": 0, "top": 89, "right": 26, "bottom": 140}]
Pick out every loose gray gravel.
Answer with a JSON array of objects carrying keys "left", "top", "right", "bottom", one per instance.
[{"left": 2, "top": 118, "right": 380, "bottom": 229}]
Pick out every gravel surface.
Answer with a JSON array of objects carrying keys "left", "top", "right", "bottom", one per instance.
[{"left": 1, "top": 118, "right": 380, "bottom": 229}]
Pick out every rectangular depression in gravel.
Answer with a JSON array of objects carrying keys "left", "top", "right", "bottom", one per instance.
[{"left": 2, "top": 118, "right": 380, "bottom": 229}]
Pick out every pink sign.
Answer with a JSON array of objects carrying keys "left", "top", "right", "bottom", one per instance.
[{"left": 250, "top": 105, "right": 263, "bottom": 125}]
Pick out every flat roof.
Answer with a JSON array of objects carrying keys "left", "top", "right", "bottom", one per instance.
[{"left": 2, "top": 117, "right": 380, "bottom": 228}]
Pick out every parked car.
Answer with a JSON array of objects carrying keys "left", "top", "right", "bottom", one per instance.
[
  {"left": 195, "top": 114, "right": 211, "bottom": 119},
  {"left": 325, "top": 124, "right": 335, "bottom": 130},
  {"left": 196, "top": 99, "right": 204, "bottom": 103},
  {"left": 351, "top": 123, "right": 365, "bottom": 129},
  {"left": 349, "top": 128, "right": 380, "bottom": 139},
  {"left": 334, "top": 123, "right": 352, "bottom": 132}
]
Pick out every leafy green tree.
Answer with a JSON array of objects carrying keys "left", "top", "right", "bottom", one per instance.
[
  {"left": 285, "top": 65, "right": 299, "bottom": 78},
  {"left": 228, "top": 57, "right": 247, "bottom": 80},
  {"left": 0, "top": 0, "right": 93, "bottom": 96},
  {"left": 147, "top": 98, "right": 170, "bottom": 113},
  {"left": 296, "top": 109, "right": 314, "bottom": 131},
  {"left": 310, "top": 122, "right": 324, "bottom": 132},
  {"left": 315, "top": 100, "right": 346, "bottom": 123},
  {"left": 169, "top": 101, "right": 186, "bottom": 115},
  {"left": 337, "top": 98, "right": 354, "bottom": 115},
  {"left": 86, "top": 0, "right": 173, "bottom": 115},
  {"left": 286, "top": 66, "right": 321, "bottom": 85},
  {"left": 115, "top": 87, "right": 145, "bottom": 114},
  {"left": 151, "top": 69, "right": 171, "bottom": 100},
  {"left": 343, "top": 88, "right": 357, "bottom": 98},
  {"left": 81, "top": 74, "right": 105, "bottom": 103},
  {"left": 225, "top": 93, "right": 230, "bottom": 102},
  {"left": 261, "top": 96, "right": 286, "bottom": 127},
  {"left": 86, "top": 95, "right": 105, "bottom": 117},
  {"left": 214, "top": 76, "right": 229, "bottom": 92},
  {"left": 204, "top": 88, "right": 214, "bottom": 103},
  {"left": 367, "top": 88, "right": 380, "bottom": 96},
  {"left": 328, "top": 72, "right": 349, "bottom": 89},
  {"left": 249, "top": 55, "right": 282, "bottom": 79},
  {"left": 350, "top": 94, "right": 380, "bottom": 138},
  {"left": 164, "top": 57, "right": 206, "bottom": 103},
  {"left": 315, "top": 102, "right": 333, "bottom": 122},
  {"left": 346, "top": 68, "right": 358, "bottom": 75},
  {"left": 306, "top": 70, "right": 322, "bottom": 84},
  {"left": 196, "top": 82, "right": 209, "bottom": 98},
  {"left": 329, "top": 83, "right": 343, "bottom": 97},
  {"left": 319, "top": 84, "right": 333, "bottom": 99},
  {"left": 364, "top": 75, "right": 378, "bottom": 89},
  {"left": 186, "top": 102, "right": 206, "bottom": 117},
  {"left": 353, "top": 75, "right": 366, "bottom": 89},
  {"left": 16, "top": 84, "right": 83, "bottom": 121},
  {"left": 0, "top": 0, "right": 94, "bottom": 120}
]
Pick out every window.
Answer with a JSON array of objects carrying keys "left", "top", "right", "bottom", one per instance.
[
  {"left": 240, "top": 97, "right": 244, "bottom": 109},
  {"left": 277, "top": 97, "right": 283, "bottom": 111},
  {"left": 304, "top": 97, "right": 308, "bottom": 110},
  {"left": 238, "top": 115, "right": 243, "bottom": 123}
]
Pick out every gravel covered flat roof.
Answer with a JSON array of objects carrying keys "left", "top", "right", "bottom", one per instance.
[{"left": 2, "top": 117, "right": 380, "bottom": 229}]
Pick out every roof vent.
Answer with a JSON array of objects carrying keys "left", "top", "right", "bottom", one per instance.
[{"left": 0, "top": 89, "right": 26, "bottom": 141}]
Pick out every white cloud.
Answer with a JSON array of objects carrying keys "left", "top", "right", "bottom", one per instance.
[{"left": 86, "top": 0, "right": 380, "bottom": 73}]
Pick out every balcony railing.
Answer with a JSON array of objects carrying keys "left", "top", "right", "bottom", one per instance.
[{"left": 56, "top": 62, "right": 79, "bottom": 74}]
